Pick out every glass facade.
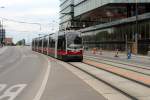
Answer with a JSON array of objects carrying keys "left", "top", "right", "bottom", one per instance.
[
  {"left": 82, "top": 20, "right": 150, "bottom": 55},
  {"left": 74, "top": 3, "right": 150, "bottom": 28},
  {"left": 59, "top": 1, "right": 150, "bottom": 55},
  {"left": 74, "top": 0, "right": 150, "bottom": 17},
  {"left": 59, "top": 0, "right": 74, "bottom": 30}
]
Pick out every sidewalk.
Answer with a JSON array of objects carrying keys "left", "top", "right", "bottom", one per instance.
[{"left": 84, "top": 50, "right": 150, "bottom": 67}]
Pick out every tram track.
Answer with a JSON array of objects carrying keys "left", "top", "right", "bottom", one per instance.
[
  {"left": 84, "top": 55, "right": 150, "bottom": 76},
  {"left": 67, "top": 62, "right": 150, "bottom": 100},
  {"left": 68, "top": 63, "right": 137, "bottom": 100},
  {"left": 84, "top": 54, "right": 150, "bottom": 71},
  {"left": 83, "top": 60, "right": 150, "bottom": 88}
]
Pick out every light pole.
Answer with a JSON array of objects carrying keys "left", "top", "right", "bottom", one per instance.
[
  {"left": 125, "top": 33, "right": 128, "bottom": 54},
  {"left": 135, "top": 0, "right": 138, "bottom": 54}
]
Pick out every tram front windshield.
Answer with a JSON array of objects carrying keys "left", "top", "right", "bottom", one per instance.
[{"left": 67, "top": 33, "right": 82, "bottom": 50}]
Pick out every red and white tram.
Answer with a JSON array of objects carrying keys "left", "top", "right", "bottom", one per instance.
[{"left": 32, "top": 31, "right": 83, "bottom": 61}]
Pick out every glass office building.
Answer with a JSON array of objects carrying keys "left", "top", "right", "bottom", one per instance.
[
  {"left": 74, "top": 0, "right": 150, "bottom": 28},
  {"left": 59, "top": 0, "right": 74, "bottom": 30},
  {"left": 60, "top": 0, "right": 150, "bottom": 55}
]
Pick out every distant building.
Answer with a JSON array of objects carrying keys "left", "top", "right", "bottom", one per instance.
[
  {"left": 16, "top": 39, "right": 26, "bottom": 46},
  {"left": 59, "top": 0, "right": 150, "bottom": 55},
  {"left": 5, "top": 37, "right": 13, "bottom": 45}
]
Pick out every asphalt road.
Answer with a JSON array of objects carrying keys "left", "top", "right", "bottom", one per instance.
[{"left": 0, "top": 46, "right": 106, "bottom": 100}]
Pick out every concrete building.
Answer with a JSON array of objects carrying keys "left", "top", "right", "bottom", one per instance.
[
  {"left": 59, "top": 0, "right": 150, "bottom": 55},
  {"left": 5, "top": 37, "right": 13, "bottom": 45}
]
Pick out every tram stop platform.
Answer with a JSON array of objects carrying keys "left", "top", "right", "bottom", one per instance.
[{"left": 84, "top": 50, "right": 150, "bottom": 67}]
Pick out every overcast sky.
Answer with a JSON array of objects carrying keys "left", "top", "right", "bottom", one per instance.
[{"left": 0, "top": 0, "right": 60, "bottom": 43}]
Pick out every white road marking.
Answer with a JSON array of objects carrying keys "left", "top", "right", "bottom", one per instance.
[
  {"left": 22, "top": 55, "right": 38, "bottom": 58},
  {"left": 33, "top": 60, "right": 51, "bottom": 100},
  {"left": 58, "top": 61, "right": 131, "bottom": 100},
  {"left": 0, "top": 84, "right": 27, "bottom": 100},
  {"left": 0, "top": 84, "right": 7, "bottom": 92}
]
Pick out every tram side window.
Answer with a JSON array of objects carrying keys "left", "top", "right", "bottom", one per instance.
[
  {"left": 50, "top": 40, "right": 52, "bottom": 48},
  {"left": 39, "top": 40, "right": 42, "bottom": 47},
  {"left": 35, "top": 40, "right": 37, "bottom": 47},
  {"left": 46, "top": 39, "right": 48, "bottom": 47},
  {"left": 36, "top": 40, "right": 38, "bottom": 47},
  {"left": 43, "top": 39, "right": 47, "bottom": 47},
  {"left": 58, "top": 36, "right": 66, "bottom": 50},
  {"left": 49, "top": 38, "right": 52, "bottom": 48},
  {"left": 51, "top": 39, "right": 55, "bottom": 48}
]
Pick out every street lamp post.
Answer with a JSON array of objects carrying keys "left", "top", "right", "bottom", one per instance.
[
  {"left": 125, "top": 33, "right": 128, "bottom": 54},
  {"left": 135, "top": 0, "right": 138, "bottom": 54}
]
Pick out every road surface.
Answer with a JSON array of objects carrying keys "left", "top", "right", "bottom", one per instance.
[{"left": 0, "top": 46, "right": 106, "bottom": 100}]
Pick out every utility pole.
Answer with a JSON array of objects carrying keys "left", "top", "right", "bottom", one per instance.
[
  {"left": 135, "top": 0, "right": 138, "bottom": 54},
  {"left": 125, "top": 34, "right": 128, "bottom": 54}
]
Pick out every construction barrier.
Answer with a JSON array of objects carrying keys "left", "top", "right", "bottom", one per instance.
[
  {"left": 114, "top": 49, "right": 119, "bottom": 57},
  {"left": 92, "top": 48, "right": 97, "bottom": 54}
]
